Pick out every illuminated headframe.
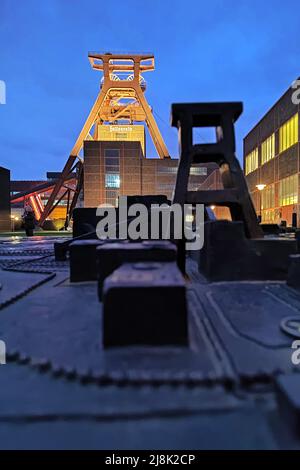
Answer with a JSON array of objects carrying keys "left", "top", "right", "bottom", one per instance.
[
  {"left": 37, "top": 52, "right": 169, "bottom": 227},
  {"left": 88, "top": 52, "right": 169, "bottom": 158}
]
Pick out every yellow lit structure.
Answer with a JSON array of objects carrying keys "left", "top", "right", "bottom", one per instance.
[
  {"left": 261, "top": 134, "right": 275, "bottom": 165},
  {"left": 245, "top": 147, "right": 258, "bottom": 175},
  {"left": 279, "top": 113, "right": 298, "bottom": 153},
  {"left": 279, "top": 174, "right": 298, "bottom": 206},
  {"left": 38, "top": 52, "right": 169, "bottom": 227},
  {"left": 98, "top": 124, "right": 145, "bottom": 155}
]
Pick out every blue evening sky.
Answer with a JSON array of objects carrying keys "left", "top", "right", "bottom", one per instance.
[{"left": 0, "top": 0, "right": 299, "bottom": 179}]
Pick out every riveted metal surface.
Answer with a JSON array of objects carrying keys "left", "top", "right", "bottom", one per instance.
[{"left": 0, "top": 235, "right": 300, "bottom": 449}]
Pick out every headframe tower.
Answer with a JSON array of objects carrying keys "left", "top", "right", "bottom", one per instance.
[{"left": 38, "top": 52, "right": 170, "bottom": 227}]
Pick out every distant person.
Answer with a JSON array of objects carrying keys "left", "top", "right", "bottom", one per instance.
[{"left": 22, "top": 204, "right": 35, "bottom": 236}]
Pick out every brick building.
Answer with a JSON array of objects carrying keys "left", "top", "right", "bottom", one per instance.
[
  {"left": 244, "top": 81, "right": 300, "bottom": 226},
  {"left": 83, "top": 140, "right": 217, "bottom": 208}
]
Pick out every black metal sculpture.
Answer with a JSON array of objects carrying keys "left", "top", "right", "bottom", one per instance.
[{"left": 171, "top": 102, "right": 263, "bottom": 271}]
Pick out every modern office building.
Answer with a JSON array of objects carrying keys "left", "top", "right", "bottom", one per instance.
[{"left": 244, "top": 81, "right": 300, "bottom": 226}]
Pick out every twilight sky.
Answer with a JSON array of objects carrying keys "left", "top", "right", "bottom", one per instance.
[{"left": 0, "top": 0, "right": 300, "bottom": 179}]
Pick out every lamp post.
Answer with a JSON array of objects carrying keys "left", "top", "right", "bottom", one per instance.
[
  {"left": 10, "top": 215, "right": 19, "bottom": 232},
  {"left": 256, "top": 183, "right": 266, "bottom": 223},
  {"left": 10, "top": 215, "right": 15, "bottom": 232}
]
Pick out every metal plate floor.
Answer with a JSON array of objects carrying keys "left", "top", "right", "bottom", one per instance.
[{"left": 0, "top": 235, "right": 300, "bottom": 449}]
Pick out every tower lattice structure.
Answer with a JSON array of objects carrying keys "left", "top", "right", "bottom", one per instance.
[{"left": 35, "top": 52, "right": 170, "bottom": 227}]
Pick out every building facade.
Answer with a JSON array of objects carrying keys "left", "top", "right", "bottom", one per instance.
[
  {"left": 84, "top": 140, "right": 216, "bottom": 207},
  {"left": 0, "top": 166, "right": 11, "bottom": 231},
  {"left": 244, "top": 82, "right": 300, "bottom": 226}
]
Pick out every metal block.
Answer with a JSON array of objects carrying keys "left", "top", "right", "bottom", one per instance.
[
  {"left": 295, "top": 230, "right": 300, "bottom": 253},
  {"left": 102, "top": 262, "right": 188, "bottom": 347},
  {"left": 199, "top": 220, "right": 297, "bottom": 281},
  {"left": 72, "top": 207, "right": 99, "bottom": 238},
  {"left": 275, "top": 375, "right": 300, "bottom": 435},
  {"left": 70, "top": 239, "right": 105, "bottom": 282},
  {"left": 126, "top": 194, "right": 169, "bottom": 209},
  {"left": 199, "top": 220, "right": 249, "bottom": 281},
  {"left": 251, "top": 238, "right": 297, "bottom": 279},
  {"left": 287, "top": 254, "right": 300, "bottom": 289},
  {"left": 260, "top": 223, "right": 281, "bottom": 236},
  {"left": 96, "top": 241, "right": 177, "bottom": 300},
  {"left": 54, "top": 241, "right": 68, "bottom": 261}
]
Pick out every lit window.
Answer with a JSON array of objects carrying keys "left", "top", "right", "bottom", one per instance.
[
  {"left": 261, "top": 184, "right": 275, "bottom": 210},
  {"left": 261, "top": 134, "right": 275, "bottom": 165},
  {"left": 105, "top": 174, "right": 120, "bottom": 188},
  {"left": 279, "top": 113, "right": 298, "bottom": 153},
  {"left": 279, "top": 174, "right": 298, "bottom": 206},
  {"left": 157, "top": 166, "right": 178, "bottom": 174},
  {"left": 190, "top": 167, "right": 207, "bottom": 175},
  {"left": 262, "top": 209, "right": 276, "bottom": 223},
  {"left": 245, "top": 147, "right": 258, "bottom": 175},
  {"left": 158, "top": 183, "right": 175, "bottom": 190}
]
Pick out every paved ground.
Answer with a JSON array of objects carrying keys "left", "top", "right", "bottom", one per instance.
[{"left": 0, "top": 235, "right": 300, "bottom": 449}]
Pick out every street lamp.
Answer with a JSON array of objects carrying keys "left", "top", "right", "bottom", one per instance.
[
  {"left": 10, "top": 215, "right": 20, "bottom": 232},
  {"left": 256, "top": 183, "right": 266, "bottom": 223},
  {"left": 10, "top": 215, "right": 15, "bottom": 232}
]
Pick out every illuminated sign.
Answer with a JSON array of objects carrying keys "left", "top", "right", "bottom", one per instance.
[{"left": 109, "top": 126, "right": 132, "bottom": 132}]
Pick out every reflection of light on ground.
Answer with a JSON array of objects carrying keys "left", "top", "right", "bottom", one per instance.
[{"left": 11, "top": 236, "right": 21, "bottom": 244}]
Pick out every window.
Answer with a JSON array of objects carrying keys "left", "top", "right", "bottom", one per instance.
[
  {"left": 158, "top": 183, "right": 175, "bottom": 190},
  {"left": 190, "top": 167, "right": 207, "bottom": 176},
  {"left": 261, "top": 134, "right": 275, "bottom": 165},
  {"left": 104, "top": 149, "right": 120, "bottom": 204},
  {"left": 157, "top": 165, "right": 207, "bottom": 176},
  {"left": 262, "top": 209, "right": 276, "bottom": 223},
  {"left": 104, "top": 149, "right": 120, "bottom": 158},
  {"left": 157, "top": 166, "right": 178, "bottom": 174},
  {"left": 261, "top": 184, "right": 275, "bottom": 210},
  {"left": 105, "top": 189, "right": 119, "bottom": 206},
  {"left": 245, "top": 147, "right": 258, "bottom": 175},
  {"left": 279, "top": 113, "right": 298, "bottom": 153},
  {"left": 105, "top": 157, "right": 120, "bottom": 166},
  {"left": 105, "top": 165, "right": 120, "bottom": 173},
  {"left": 105, "top": 174, "right": 120, "bottom": 188},
  {"left": 105, "top": 149, "right": 120, "bottom": 173},
  {"left": 279, "top": 174, "right": 298, "bottom": 206}
]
